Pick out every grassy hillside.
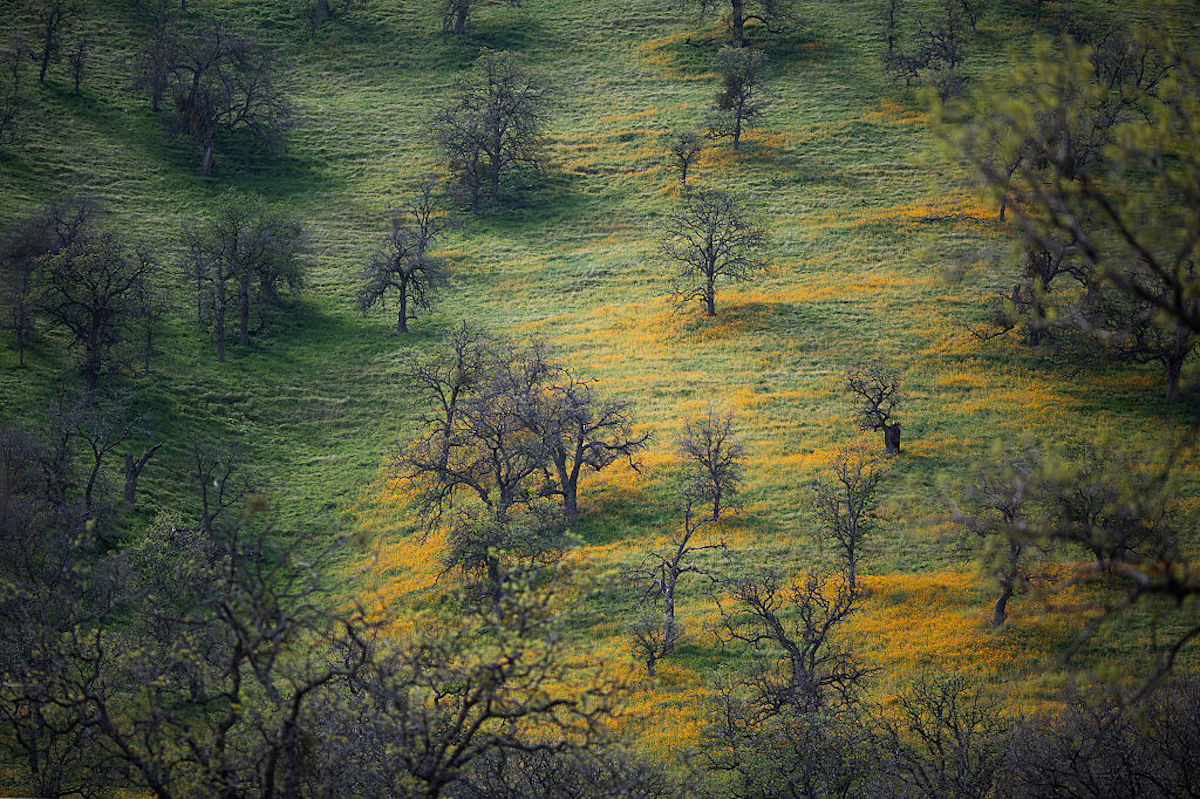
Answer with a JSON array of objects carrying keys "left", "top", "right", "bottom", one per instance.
[{"left": 2, "top": 0, "right": 1197, "bottom": 769}]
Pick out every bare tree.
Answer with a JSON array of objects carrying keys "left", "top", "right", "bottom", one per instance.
[
  {"left": 668, "top": 130, "right": 702, "bottom": 190},
  {"left": 814, "top": 446, "right": 884, "bottom": 596},
  {"left": 678, "top": 405, "right": 745, "bottom": 521},
  {"left": 717, "top": 567, "right": 868, "bottom": 715},
  {"left": 189, "top": 436, "right": 255, "bottom": 534},
  {"left": 660, "top": 189, "right": 767, "bottom": 317},
  {"left": 32, "top": 0, "right": 83, "bottom": 85},
  {"left": 437, "top": 49, "right": 552, "bottom": 212},
  {"left": 846, "top": 363, "right": 904, "bottom": 455},
  {"left": 528, "top": 370, "right": 648, "bottom": 517},
  {"left": 129, "top": 6, "right": 178, "bottom": 112},
  {"left": 40, "top": 236, "right": 154, "bottom": 403},
  {"left": 357, "top": 180, "right": 448, "bottom": 333},
  {"left": 182, "top": 189, "right": 306, "bottom": 362},
  {"left": 685, "top": 0, "right": 799, "bottom": 47},
  {"left": 707, "top": 46, "right": 767, "bottom": 152},
  {"left": 952, "top": 444, "right": 1047, "bottom": 628},
  {"left": 121, "top": 442, "right": 160, "bottom": 510},
  {"left": 626, "top": 502, "right": 723, "bottom": 675},
  {"left": 167, "top": 21, "right": 290, "bottom": 175},
  {"left": 66, "top": 36, "right": 87, "bottom": 93},
  {"left": 880, "top": 674, "right": 1013, "bottom": 799}
]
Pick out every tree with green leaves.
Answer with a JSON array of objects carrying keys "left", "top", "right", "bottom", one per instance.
[{"left": 707, "top": 46, "right": 767, "bottom": 152}]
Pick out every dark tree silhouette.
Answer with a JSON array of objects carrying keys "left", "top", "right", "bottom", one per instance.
[
  {"left": 678, "top": 405, "right": 745, "bottom": 520},
  {"left": 814, "top": 446, "right": 884, "bottom": 596},
  {"left": 846, "top": 363, "right": 904, "bottom": 454},
  {"left": 668, "top": 130, "right": 702, "bottom": 190}
]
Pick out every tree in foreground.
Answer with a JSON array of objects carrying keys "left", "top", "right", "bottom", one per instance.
[
  {"left": 357, "top": 180, "right": 448, "bottom": 332},
  {"left": 437, "top": 49, "right": 552, "bottom": 212},
  {"left": 167, "top": 21, "right": 289, "bottom": 175},
  {"left": 182, "top": 189, "right": 306, "bottom": 362},
  {"left": 660, "top": 188, "right": 767, "bottom": 317},
  {"left": 677, "top": 404, "right": 745, "bottom": 520},
  {"left": 707, "top": 46, "right": 767, "bottom": 152},
  {"left": 846, "top": 362, "right": 904, "bottom": 454}
]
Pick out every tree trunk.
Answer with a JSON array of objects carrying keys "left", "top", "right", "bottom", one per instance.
[
  {"left": 200, "top": 136, "right": 215, "bottom": 176},
  {"left": 216, "top": 296, "right": 226, "bottom": 362},
  {"left": 397, "top": 283, "right": 409, "bottom": 332},
  {"left": 487, "top": 555, "right": 503, "bottom": 620},
  {"left": 239, "top": 276, "right": 250, "bottom": 346},
  {"left": 662, "top": 587, "right": 676, "bottom": 655},
  {"left": 846, "top": 551, "right": 857, "bottom": 596},
  {"left": 992, "top": 584, "right": 1013, "bottom": 628},
  {"left": 563, "top": 484, "right": 578, "bottom": 517},
  {"left": 883, "top": 423, "right": 901, "bottom": 454},
  {"left": 733, "top": 104, "right": 743, "bottom": 151},
  {"left": 730, "top": 0, "right": 746, "bottom": 46},
  {"left": 315, "top": 0, "right": 332, "bottom": 19},
  {"left": 705, "top": 272, "right": 716, "bottom": 317},
  {"left": 453, "top": 1, "right": 469, "bottom": 34},
  {"left": 123, "top": 443, "right": 162, "bottom": 510},
  {"left": 998, "top": 196, "right": 1007, "bottom": 221},
  {"left": 1165, "top": 332, "right": 1187, "bottom": 402},
  {"left": 711, "top": 491, "right": 721, "bottom": 520}
]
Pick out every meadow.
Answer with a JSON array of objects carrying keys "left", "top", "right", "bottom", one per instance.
[{"left": 1, "top": 0, "right": 1196, "bottom": 773}]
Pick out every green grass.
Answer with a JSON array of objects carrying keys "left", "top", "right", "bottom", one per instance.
[{"left": 2, "top": 0, "right": 1198, "bottom": 763}]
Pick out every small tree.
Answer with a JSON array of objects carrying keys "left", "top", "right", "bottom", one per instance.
[
  {"left": 814, "top": 446, "right": 884, "bottom": 596},
  {"left": 678, "top": 405, "right": 745, "bottom": 521},
  {"left": 660, "top": 188, "right": 767, "bottom": 317},
  {"left": 129, "top": 7, "right": 179, "bottom": 112},
  {"left": 626, "top": 502, "right": 723, "bottom": 675},
  {"left": 668, "top": 130, "right": 702, "bottom": 190},
  {"left": 357, "top": 181, "right": 448, "bottom": 333},
  {"left": 182, "top": 190, "right": 306, "bottom": 362},
  {"left": 846, "top": 363, "right": 904, "bottom": 454},
  {"left": 436, "top": 50, "right": 552, "bottom": 212},
  {"left": 707, "top": 46, "right": 767, "bottom": 152},
  {"left": 167, "top": 21, "right": 289, "bottom": 175},
  {"left": 66, "top": 36, "right": 87, "bottom": 94}
]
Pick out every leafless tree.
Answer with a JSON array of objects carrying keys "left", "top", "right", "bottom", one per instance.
[
  {"left": 129, "top": 6, "right": 179, "bottom": 112},
  {"left": 39, "top": 234, "right": 154, "bottom": 403},
  {"left": 707, "top": 46, "right": 767, "bottom": 152},
  {"left": 678, "top": 405, "right": 745, "bottom": 520},
  {"left": 315, "top": 576, "right": 620, "bottom": 799},
  {"left": 66, "top": 36, "right": 87, "bottom": 93},
  {"left": 717, "top": 568, "right": 868, "bottom": 715},
  {"left": 357, "top": 180, "right": 448, "bottom": 332},
  {"left": 167, "top": 21, "right": 290, "bottom": 175},
  {"left": 814, "top": 446, "right": 884, "bottom": 596},
  {"left": 685, "top": 0, "right": 799, "bottom": 47},
  {"left": 660, "top": 189, "right": 767, "bottom": 317},
  {"left": 846, "top": 363, "right": 904, "bottom": 455},
  {"left": 669, "top": 130, "right": 702, "bottom": 191},
  {"left": 32, "top": 0, "right": 83, "bottom": 85},
  {"left": 528, "top": 370, "right": 647, "bottom": 517},
  {"left": 879, "top": 674, "right": 1013, "bottom": 799},
  {"left": 626, "top": 502, "right": 722, "bottom": 675},
  {"left": 952, "top": 444, "right": 1047, "bottom": 628},
  {"left": 189, "top": 436, "right": 255, "bottom": 535},
  {"left": 437, "top": 49, "right": 552, "bottom": 212},
  {"left": 122, "top": 442, "right": 161, "bottom": 510},
  {"left": 182, "top": 189, "right": 306, "bottom": 361}
]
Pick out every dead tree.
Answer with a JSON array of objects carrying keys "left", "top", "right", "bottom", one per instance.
[
  {"left": 122, "top": 443, "right": 161, "bottom": 510},
  {"left": 846, "top": 363, "right": 904, "bottom": 454}
]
